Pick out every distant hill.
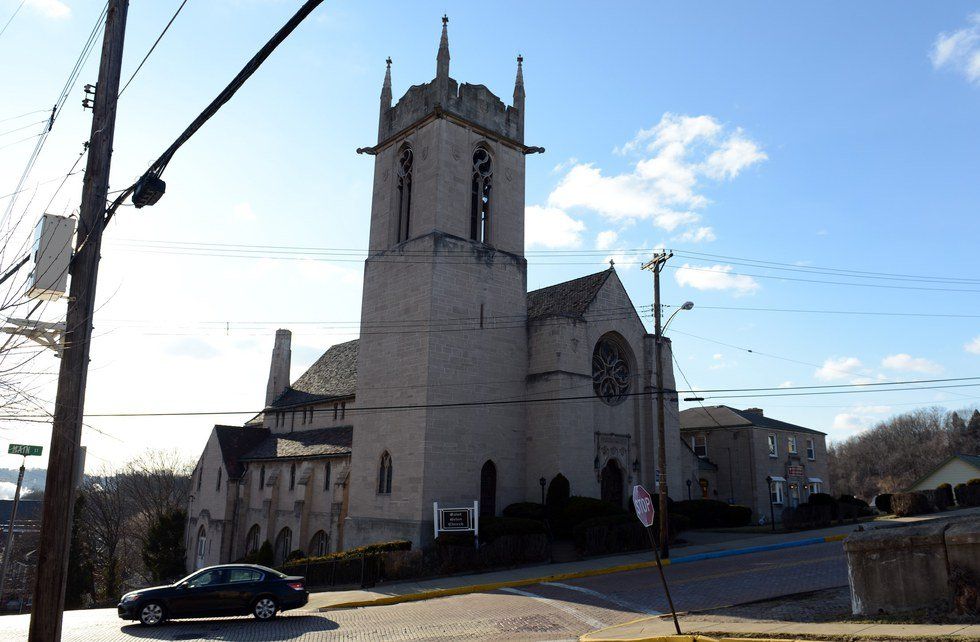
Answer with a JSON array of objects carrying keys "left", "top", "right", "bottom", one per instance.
[{"left": 0, "top": 468, "right": 47, "bottom": 497}]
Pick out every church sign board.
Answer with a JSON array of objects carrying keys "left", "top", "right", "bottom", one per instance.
[
  {"left": 787, "top": 465, "right": 805, "bottom": 478},
  {"left": 433, "top": 501, "right": 479, "bottom": 541}
]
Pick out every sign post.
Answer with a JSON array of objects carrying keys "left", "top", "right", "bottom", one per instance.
[
  {"left": 1, "top": 444, "right": 43, "bottom": 607},
  {"left": 632, "top": 484, "right": 681, "bottom": 634}
]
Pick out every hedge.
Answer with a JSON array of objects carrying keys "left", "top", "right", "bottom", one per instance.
[
  {"left": 781, "top": 504, "right": 833, "bottom": 530},
  {"left": 891, "top": 492, "right": 933, "bottom": 517},
  {"left": 478, "top": 516, "right": 546, "bottom": 543},
  {"left": 837, "top": 495, "right": 873, "bottom": 520},
  {"left": 502, "top": 502, "right": 546, "bottom": 521},
  {"left": 384, "top": 533, "right": 550, "bottom": 582},
  {"left": 874, "top": 493, "right": 893, "bottom": 514},
  {"left": 671, "top": 499, "right": 752, "bottom": 528},
  {"left": 552, "top": 496, "right": 625, "bottom": 536},
  {"left": 282, "top": 540, "right": 411, "bottom": 569},
  {"left": 954, "top": 478, "right": 980, "bottom": 507},
  {"left": 571, "top": 513, "right": 689, "bottom": 556}
]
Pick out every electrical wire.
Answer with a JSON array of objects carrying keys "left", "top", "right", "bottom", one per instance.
[
  {"left": 0, "top": 0, "right": 25, "bottom": 42},
  {"left": 118, "top": 0, "right": 190, "bottom": 98}
]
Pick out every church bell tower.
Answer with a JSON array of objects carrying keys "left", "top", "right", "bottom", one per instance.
[{"left": 345, "top": 17, "right": 533, "bottom": 547}]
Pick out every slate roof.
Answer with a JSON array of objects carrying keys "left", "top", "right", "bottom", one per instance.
[
  {"left": 240, "top": 426, "right": 353, "bottom": 461},
  {"left": 269, "top": 339, "right": 358, "bottom": 409},
  {"left": 0, "top": 499, "right": 42, "bottom": 523},
  {"left": 527, "top": 269, "right": 613, "bottom": 321},
  {"left": 214, "top": 425, "right": 271, "bottom": 478},
  {"left": 680, "top": 405, "right": 826, "bottom": 436}
]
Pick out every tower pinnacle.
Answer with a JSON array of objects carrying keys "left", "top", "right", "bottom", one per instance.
[
  {"left": 513, "top": 54, "right": 525, "bottom": 141},
  {"left": 379, "top": 57, "right": 392, "bottom": 141},
  {"left": 436, "top": 15, "right": 450, "bottom": 81}
]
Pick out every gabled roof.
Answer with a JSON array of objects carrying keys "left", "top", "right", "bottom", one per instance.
[
  {"left": 527, "top": 269, "right": 613, "bottom": 322},
  {"left": 680, "top": 405, "right": 826, "bottom": 436},
  {"left": 269, "top": 339, "right": 358, "bottom": 409},
  {"left": 906, "top": 453, "right": 980, "bottom": 491},
  {"left": 240, "top": 426, "right": 353, "bottom": 461},
  {"left": 214, "top": 425, "right": 271, "bottom": 478}
]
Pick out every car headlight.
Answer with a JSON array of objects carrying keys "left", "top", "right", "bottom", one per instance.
[{"left": 120, "top": 593, "right": 139, "bottom": 603}]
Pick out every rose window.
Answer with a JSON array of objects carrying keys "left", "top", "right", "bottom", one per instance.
[{"left": 592, "top": 338, "right": 631, "bottom": 405}]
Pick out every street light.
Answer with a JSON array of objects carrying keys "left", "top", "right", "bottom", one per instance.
[
  {"left": 686, "top": 479, "right": 692, "bottom": 500},
  {"left": 539, "top": 477, "right": 546, "bottom": 506},
  {"left": 765, "top": 475, "right": 776, "bottom": 532},
  {"left": 663, "top": 301, "right": 694, "bottom": 333}
]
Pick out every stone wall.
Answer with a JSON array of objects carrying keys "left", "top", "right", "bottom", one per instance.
[{"left": 845, "top": 516, "right": 980, "bottom": 616}]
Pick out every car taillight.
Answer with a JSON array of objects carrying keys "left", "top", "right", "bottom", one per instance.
[{"left": 287, "top": 582, "right": 304, "bottom": 591}]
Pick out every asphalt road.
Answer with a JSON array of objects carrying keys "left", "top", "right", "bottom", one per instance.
[{"left": 0, "top": 541, "right": 847, "bottom": 641}]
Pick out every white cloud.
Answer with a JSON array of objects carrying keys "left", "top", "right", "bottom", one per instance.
[
  {"left": 832, "top": 405, "right": 892, "bottom": 437},
  {"left": 880, "top": 353, "right": 943, "bottom": 375},
  {"left": 595, "top": 230, "right": 618, "bottom": 251},
  {"left": 673, "top": 263, "right": 760, "bottom": 296},
  {"left": 27, "top": 0, "right": 70, "bottom": 19},
  {"left": 546, "top": 113, "right": 765, "bottom": 237},
  {"left": 814, "top": 356, "right": 864, "bottom": 382},
  {"left": 930, "top": 14, "right": 980, "bottom": 84},
  {"left": 965, "top": 336, "right": 980, "bottom": 355},
  {"left": 232, "top": 202, "right": 257, "bottom": 221},
  {"left": 777, "top": 381, "right": 793, "bottom": 388},
  {"left": 673, "top": 226, "right": 716, "bottom": 243},
  {"left": 525, "top": 205, "right": 585, "bottom": 249}
]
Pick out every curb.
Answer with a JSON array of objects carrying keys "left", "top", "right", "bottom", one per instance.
[
  {"left": 317, "top": 533, "right": 848, "bottom": 611},
  {"left": 583, "top": 636, "right": 830, "bottom": 642}
]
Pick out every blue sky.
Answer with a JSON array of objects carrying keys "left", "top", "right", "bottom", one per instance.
[{"left": 0, "top": 1, "right": 978, "bottom": 475}]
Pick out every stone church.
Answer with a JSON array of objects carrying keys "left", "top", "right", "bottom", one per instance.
[{"left": 185, "top": 18, "right": 688, "bottom": 571}]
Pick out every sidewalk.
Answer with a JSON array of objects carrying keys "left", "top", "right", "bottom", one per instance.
[
  {"left": 308, "top": 521, "right": 860, "bottom": 611},
  {"left": 580, "top": 614, "right": 980, "bottom": 641}
]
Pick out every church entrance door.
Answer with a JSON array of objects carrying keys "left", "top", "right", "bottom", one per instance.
[
  {"left": 480, "top": 460, "right": 497, "bottom": 516},
  {"left": 600, "top": 460, "right": 624, "bottom": 507}
]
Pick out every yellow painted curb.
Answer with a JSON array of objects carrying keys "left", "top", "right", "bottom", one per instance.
[
  {"left": 582, "top": 634, "right": 827, "bottom": 642},
  {"left": 823, "top": 534, "right": 846, "bottom": 543},
  {"left": 318, "top": 557, "right": 669, "bottom": 610}
]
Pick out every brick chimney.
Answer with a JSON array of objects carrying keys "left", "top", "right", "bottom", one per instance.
[
  {"left": 744, "top": 407, "right": 764, "bottom": 416},
  {"left": 265, "top": 329, "right": 292, "bottom": 407}
]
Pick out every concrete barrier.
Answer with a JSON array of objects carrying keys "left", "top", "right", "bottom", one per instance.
[{"left": 844, "top": 520, "right": 950, "bottom": 615}]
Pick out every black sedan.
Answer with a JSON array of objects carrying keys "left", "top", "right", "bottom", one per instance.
[{"left": 118, "top": 564, "right": 308, "bottom": 626}]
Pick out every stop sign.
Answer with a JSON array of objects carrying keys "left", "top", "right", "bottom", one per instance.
[{"left": 632, "top": 484, "right": 656, "bottom": 528}]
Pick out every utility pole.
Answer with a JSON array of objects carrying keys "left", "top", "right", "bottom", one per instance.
[
  {"left": 642, "top": 250, "right": 672, "bottom": 558},
  {"left": 29, "top": 1, "right": 128, "bottom": 639},
  {"left": 0, "top": 456, "right": 26, "bottom": 606}
]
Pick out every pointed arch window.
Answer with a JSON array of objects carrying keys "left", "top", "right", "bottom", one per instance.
[
  {"left": 274, "top": 527, "right": 292, "bottom": 565},
  {"left": 378, "top": 451, "right": 393, "bottom": 494},
  {"left": 309, "top": 530, "right": 328, "bottom": 557},
  {"left": 324, "top": 461, "right": 332, "bottom": 492},
  {"left": 289, "top": 463, "right": 296, "bottom": 490},
  {"left": 480, "top": 460, "right": 497, "bottom": 516},
  {"left": 470, "top": 147, "right": 493, "bottom": 244},
  {"left": 245, "top": 524, "right": 261, "bottom": 555},
  {"left": 215, "top": 467, "right": 222, "bottom": 492},
  {"left": 259, "top": 464, "right": 266, "bottom": 488},
  {"left": 396, "top": 145, "right": 413, "bottom": 243}
]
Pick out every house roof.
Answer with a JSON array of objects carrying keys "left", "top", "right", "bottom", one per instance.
[
  {"left": 680, "top": 405, "right": 826, "bottom": 436},
  {"left": 527, "top": 269, "right": 613, "bottom": 322},
  {"left": 906, "top": 453, "right": 980, "bottom": 491},
  {"left": 0, "top": 499, "right": 42, "bottom": 523},
  {"left": 214, "top": 425, "right": 271, "bottom": 478},
  {"left": 240, "top": 426, "right": 353, "bottom": 461},
  {"left": 269, "top": 339, "right": 358, "bottom": 409}
]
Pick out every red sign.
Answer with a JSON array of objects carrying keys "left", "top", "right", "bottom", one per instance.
[
  {"left": 632, "top": 484, "right": 656, "bottom": 528},
  {"left": 787, "top": 465, "right": 804, "bottom": 477}
]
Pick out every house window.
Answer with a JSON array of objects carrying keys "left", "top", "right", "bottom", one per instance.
[
  {"left": 301, "top": 409, "right": 306, "bottom": 425},
  {"left": 692, "top": 434, "right": 707, "bottom": 458},
  {"left": 289, "top": 463, "right": 296, "bottom": 490},
  {"left": 806, "top": 438, "right": 816, "bottom": 460},
  {"left": 340, "top": 401, "right": 346, "bottom": 419},
  {"left": 324, "top": 461, "right": 331, "bottom": 492},
  {"left": 770, "top": 480, "right": 785, "bottom": 505},
  {"left": 396, "top": 145, "right": 413, "bottom": 243},
  {"left": 216, "top": 468, "right": 222, "bottom": 492},
  {"left": 310, "top": 530, "right": 328, "bottom": 557},
  {"left": 808, "top": 481, "right": 822, "bottom": 495},
  {"left": 767, "top": 434, "right": 777, "bottom": 458},
  {"left": 333, "top": 403, "right": 339, "bottom": 420},
  {"left": 788, "top": 436, "right": 797, "bottom": 455},
  {"left": 470, "top": 147, "right": 493, "bottom": 243},
  {"left": 378, "top": 451, "right": 393, "bottom": 494},
  {"left": 245, "top": 524, "right": 260, "bottom": 555}
]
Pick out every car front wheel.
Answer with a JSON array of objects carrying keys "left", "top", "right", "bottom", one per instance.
[
  {"left": 138, "top": 602, "right": 165, "bottom": 626},
  {"left": 253, "top": 596, "right": 277, "bottom": 621}
]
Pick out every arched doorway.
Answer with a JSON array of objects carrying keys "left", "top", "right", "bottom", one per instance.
[
  {"left": 600, "top": 460, "right": 624, "bottom": 507},
  {"left": 195, "top": 525, "right": 207, "bottom": 569},
  {"left": 480, "top": 460, "right": 497, "bottom": 516}
]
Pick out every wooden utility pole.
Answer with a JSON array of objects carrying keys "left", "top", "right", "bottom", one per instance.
[
  {"left": 642, "top": 250, "right": 672, "bottom": 558},
  {"left": 29, "top": 1, "right": 128, "bottom": 639},
  {"left": 0, "top": 456, "right": 26, "bottom": 604}
]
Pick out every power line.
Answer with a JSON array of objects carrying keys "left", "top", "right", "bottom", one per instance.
[
  {"left": 118, "top": 0, "right": 190, "bottom": 98},
  {"left": 667, "top": 304, "right": 980, "bottom": 320},
  {"left": 0, "top": 0, "right": 25, "bottom": 42},
  {"left": 0, "top": 109, "right": 49, "bottom": 125}
]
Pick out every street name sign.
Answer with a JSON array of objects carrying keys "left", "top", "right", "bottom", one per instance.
[
  {"left": 632, "top": 484, "right": 656, "bottom": 528},
  {"left": 8, "top": 444, "right": 42, "bottom": 457}
]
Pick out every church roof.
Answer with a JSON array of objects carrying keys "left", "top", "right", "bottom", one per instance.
[
  {"left": 680, "top": 405, "right": 826, "bottom": 436},
  {"left": 269, "top": 339, "right": 359, "bottom": 409},
  {"left": 527, "top": 269, "right": 613, "bottom": 321},
  {"left": 214, "top": 425, "right": 271, "bottom": 478},
  {"left": 240, "top": 426, "right": 353, "bottom": 461}
]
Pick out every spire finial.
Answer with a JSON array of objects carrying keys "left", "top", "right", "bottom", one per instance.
[
  {"left": 386, "top": 56, "right": 392, "bottom": 68},
  {"left": 609, "top": 258, "right": 616, "bottom": 270},
  {"left": 437, "top": 15, "right": 450, "bottom": 81}
]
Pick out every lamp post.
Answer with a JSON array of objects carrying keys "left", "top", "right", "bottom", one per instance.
[
  {"left": 663, "top": 301, "right": 695, "bottom": 333},
  {"left": 686, "top": 479, "right": 692, "bottom": 500},
  {"left": 539, "top": 477, "right": 546, "bottom": 506},
  {"left": 765, "top": 475, "right": 776, "bottom": 532}
]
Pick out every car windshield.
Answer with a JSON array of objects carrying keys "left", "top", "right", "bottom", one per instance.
[{"left": 173, "top": 569, "right": 210, "bottom": 586}]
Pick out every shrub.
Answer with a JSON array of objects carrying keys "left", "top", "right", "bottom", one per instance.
[
  {"left": 936, "top": 484, "right": 955, "bottom": 510},
  {"left": 669, "top": 512, "right": 692, "bottom": 534},
  {"left": 954, "top": 479, "right": 980, "bottom": 507},
  {"left": 874, "top": 493, "right": 893, "bottom": 514},
  {"left": 838, "top": 495, "right": 872, "bottom": 520},
  {"left": 781, "top": 503, "right": 833, "bottom": 530},
  {"left": 954, "top": 483, "right": 967, "bottom": 506},
  {"left": 282, "top": 539, "right": 411, "bottom": 568},
  {"left": 572, "top": 514, "right": 647, "bottom": 556},
  {"left": 891, "top": 492, "right": 933, "bottom": 517},
  {"left": 552, "top": 496, "right": 624, "bottom": 536},
  {"left": 546, "top": 474, "right": 570, "bottom": 515},
  {"left": 435, "top": 532, "right": 476, "bottom": 547},
  {"left": 723, "top": 504, "right": 752, "bottom": 527},
  {"left": 286, "top": 549, "right": 306, "bottom": 562},
  {"left": 502, "top": 502, "right": 546, "bottom": 521},
  {"left": 479, "top": 516, "right": 546, "bottom": 544},
  {"left": 384, "top": 533, "right": 549, "bottom": 581},
  {"left": 245, "top": 540, "right": 274, "bottom": 566},
  {"left": 671, "top": 499, "right": 737, "bottom": 528}
]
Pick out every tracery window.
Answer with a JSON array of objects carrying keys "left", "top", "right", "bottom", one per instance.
[
  {"left": 396, "top": 145, "right": 413, "bottom": 243},
  {"left": 244, "top": 524, "right": 260, "bottom": 555},
  {"left": 378, "top": 451, "right": 393, "bottom": 494},
  {"left": 592, "top": 336, "right": 632, "bottom": 405},
  {"left": 470, "top": 148, "right": 492, "bottom": 243},
  {"left": 274, "top": 527, "right": 292, "bottom": 565},
  {"left": 310, "top": 530, "right": 328, "bottom": 557}
]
